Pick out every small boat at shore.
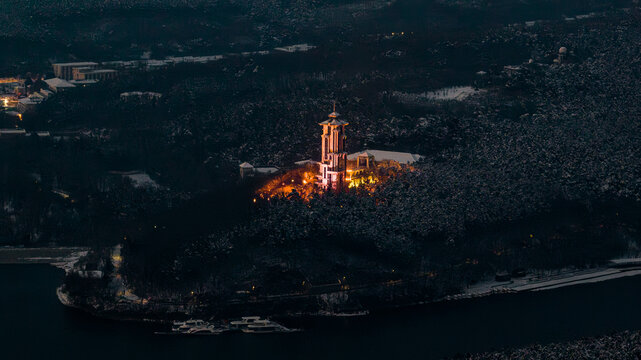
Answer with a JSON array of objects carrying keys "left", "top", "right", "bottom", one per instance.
[
  {"left": 230, "top": 316, "right": 298, "bottom": 334},
  {"left": 155, "top": 316, "right": 299, "bottom": 335},
  {"left": 171, "top": 319, "right": 207, "bottom": 334},
  {"left": 241, "top": 320, "right": 297, "bottom": 334},
  {"left": 317, "top": 310, "right": 370, "bottom": 317},
  {"left": 229, "top": 316, "right": 265, "bottom": 330},
  {"left": 187, "top": 325, "right": 226, "bottom": 335}
]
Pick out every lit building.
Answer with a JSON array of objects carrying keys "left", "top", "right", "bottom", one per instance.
[
  {"left": 318, "top": 107, "right": 349, "bottom": 190},
  {"left": 72, "top": 68, "right": 117, "bottom": 81},
  {"left": 52, "top": 62, "right": 99, "bottom": 80},
  {"left": 0, "top": 78, "right": 23, "bottom": 94}
]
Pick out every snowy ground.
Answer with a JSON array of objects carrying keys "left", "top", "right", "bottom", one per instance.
[
  {"left": 392, "top": 86, "right": 480, "bottom": 104},
  {"left": 0, "top": 247, "right": 89, "bottom": 267},
  {"left": 461, "top": 265, "right": 641, "bottom": 300},
  {"left": 123, "top": 172, "right": 160, "bottom": 189}
]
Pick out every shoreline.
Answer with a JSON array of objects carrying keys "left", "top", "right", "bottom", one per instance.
[
  {"left": 5, "top": 248, "right": 641, "bottom": 321},
  {"left": 466, "top": 263, "right": 641, "bottom": 296},
  {"left": 0, "top": 246, "right": 89, "bottom": 265}
]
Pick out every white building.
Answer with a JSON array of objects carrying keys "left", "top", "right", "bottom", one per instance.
[
  {"left": 347, "top": 149, "right": 423, "bottom": 168},
  {"left": 17, "top": 97, "right": 42, "bottom": 113},
  {"left": 45, "top": 78, "right": 76, "bottom": 92}
]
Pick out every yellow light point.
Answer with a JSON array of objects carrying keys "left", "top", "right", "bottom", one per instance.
[
  {"left": 251, "top": 285, "right": 256, "bottom": 291},
  {"left": 2, "top": 98, "right": 7, "bottom": 107},
  {"left": 302, "top": 180, "right": 307, "bottom": 184},
  {"left": 17, "top": 113, "right": 22, "bottom": 121},
  {"left": 253, "top": 198, "right": 257, "bottom": 203}
]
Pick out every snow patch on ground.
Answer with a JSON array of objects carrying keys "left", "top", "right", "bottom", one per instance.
[
  {"left": 392, "top": 86, "right": 480, "bottom": 104},
  {"left": 51, "top": 250, "right": 90, "bottom": 274},
  {"left": 124, "top": 173, "right": 160, "bottom": 189}
]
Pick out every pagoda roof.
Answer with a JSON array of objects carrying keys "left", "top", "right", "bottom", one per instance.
[{"left": 319, "top": 119, "right": 349, "bottom": 126}]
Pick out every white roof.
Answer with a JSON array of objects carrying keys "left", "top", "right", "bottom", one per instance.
[
  {"left": 45, "top": 78, "right": 76, "bottom": 89},
  {"left": 0, "top": 128, "right": 27, "bottom": 135},
  {"left": 348, "top": 149, "right": 423, "bottom": 164},
  {"left": 53, "top": 62, "right": 98, "bottom": 66},
  {"left": 69, "top": 79, "right": 99, "bottom": 85},
  {"left": 88, "top": 69, "right": 117, "bottom": 74},
  {"left": 254, "top": 167, "right": 279, "bottom": 174},
  {"left": 120, "top": 91, "right": 162, "bottom": 97},
  {"left": 295, "top": 159, "right": 317, "bottom": 166},
  {"left": 239, "top": 162, "right": 254, "bottom": 168},
  {"left": 18, "top": 97, "right": 41, "bottom": 104}
]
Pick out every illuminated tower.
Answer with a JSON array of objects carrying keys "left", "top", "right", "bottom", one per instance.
[{"left": 319, "top": 105, "right": 349, "bottom": 190}]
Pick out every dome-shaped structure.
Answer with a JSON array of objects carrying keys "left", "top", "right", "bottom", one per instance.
[{"left": 559, "top": 47, "right": 568, "bottom": 54}]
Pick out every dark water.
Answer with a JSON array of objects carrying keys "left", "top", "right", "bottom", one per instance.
[{"left": 3, "top": 264, "right": 641, "bottom": 359}]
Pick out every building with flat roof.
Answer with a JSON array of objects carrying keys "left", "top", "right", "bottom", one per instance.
[
  {"left": 0, "top": 78, "right": 23, "bottom": 94},
  {"left": 0, "top": 128, "right": 27, "bottom": 137},
  {"left": 16, "top": 97, "right": 43, "bottom": 113},
  {"left": 347, "top": 149, "right": 423, "bottom": 167},
  {"left": 52, "top": 62, "right": 99, "bottom": 80},
  {"left": 73, "top": 68, "right": 117, "bottom": 81},
  {"left": 45, "top": 78, "right": 76, "bottom": 92}
]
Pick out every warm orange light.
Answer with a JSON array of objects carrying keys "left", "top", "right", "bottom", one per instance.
[
  {"left": 255, "top": 160, "right": 412, "bottom": 200},
  {"left": 256, "top": 166, "right": 320, "bottom": 201}
]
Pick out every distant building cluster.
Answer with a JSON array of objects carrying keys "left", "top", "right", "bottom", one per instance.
[
  {"left": 2, "top": 44, "right": 317, "bottom": 118},
  {"left": 0, "top": 61, "right": 121, "bottom": 118}
]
